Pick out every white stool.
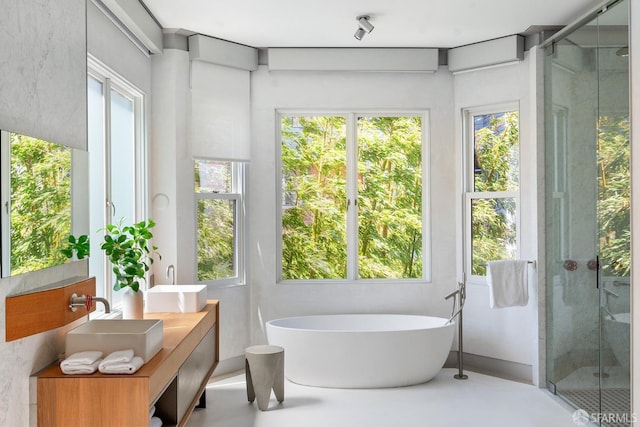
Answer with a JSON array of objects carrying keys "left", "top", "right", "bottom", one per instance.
[{"left": 245, "top": 345, "right": 285, "bottom": 411}]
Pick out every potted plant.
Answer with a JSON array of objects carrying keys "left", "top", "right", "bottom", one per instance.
[{"left": 100, "top": 218, "right": 160, "bottom": 319}]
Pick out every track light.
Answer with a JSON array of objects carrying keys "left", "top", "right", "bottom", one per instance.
[{"left": 354, "top": 15, "right": 374, "bottom": 41}]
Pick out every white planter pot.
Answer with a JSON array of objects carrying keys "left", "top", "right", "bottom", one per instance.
[{"left": 122, "top": 288, "right": 144, "bottom": 319}]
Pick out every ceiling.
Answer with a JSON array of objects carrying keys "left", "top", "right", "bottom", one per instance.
[{"left": 142, "top": 0, "right": 604, "bottom": 49}]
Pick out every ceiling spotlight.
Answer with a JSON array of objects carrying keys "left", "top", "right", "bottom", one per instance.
[{"left": 354, "top": 15, "right": 374, "bottom": 41}]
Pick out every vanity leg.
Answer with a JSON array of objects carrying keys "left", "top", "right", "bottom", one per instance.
[{"left": 196, "top": 390, "right": 206, "bottom": 409}]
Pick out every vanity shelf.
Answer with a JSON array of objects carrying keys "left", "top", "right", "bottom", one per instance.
[{"left": 36, "top": 300, "right": 219, "bottom": 427}]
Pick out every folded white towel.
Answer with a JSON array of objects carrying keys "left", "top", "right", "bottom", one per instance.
[
  {"left": 62, "top": 351, "right": 103, "bottom": 365},
  {"left": 60, "top": 351, "right": 103, "bottom": 374},
  {"left": 99, "top": 349, "right": 134, "bottom": 371},
  {"left": 150, "top": 416, "right": 163, "bottom": 427},
  {"left": 99, "top": 356, "right": 144, "bottom": 374},
  {"left": 487, "top": 260, "right": 529, "bottom": 308},
  {"left": 61, "top": 359, "right": 102, "bottom": 375}
]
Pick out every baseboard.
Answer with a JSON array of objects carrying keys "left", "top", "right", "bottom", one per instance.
[
  {"left": 214, "top": 352, "right": 533, "bottom": 385},
  {"left": 445, "top": 351, "right": 533, "bottom": 384},
  {"left": 212, "top": 355, "right": 245, "bottom": 378}
]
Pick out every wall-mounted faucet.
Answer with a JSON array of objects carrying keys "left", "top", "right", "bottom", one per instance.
[
  {"left": 166, "top": 264, "right": 176, "bottom": 285},
  {"left": 69, "top": 293, "right": 111, "bottom": 313}
]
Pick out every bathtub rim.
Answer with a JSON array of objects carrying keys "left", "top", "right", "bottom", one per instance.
[{"left": 266, "top": 313, "right": 453, "bottom": 334}]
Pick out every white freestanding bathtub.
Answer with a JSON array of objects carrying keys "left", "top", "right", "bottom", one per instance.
[{"left": 266, "top": 314, "right": 455, "bottom": 388}]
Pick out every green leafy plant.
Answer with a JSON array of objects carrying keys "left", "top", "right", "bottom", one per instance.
[
  {"left": 100, "top": 218, "right": 160, "bottom": 293},
  {"left": 61, "top": 234, "right": 90, "bottom": 260}
]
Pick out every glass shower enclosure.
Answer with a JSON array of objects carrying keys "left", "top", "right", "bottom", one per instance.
[{"left": 544, "top": 0, "right": 630, "bottom": 425}]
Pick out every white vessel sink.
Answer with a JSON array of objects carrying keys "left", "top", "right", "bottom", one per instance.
[
  {"left": 145, "top": 284, "right": 208, "bottom": 313},
  {"left": 65, "top": 319, "right": 163, "bottom": 363}
]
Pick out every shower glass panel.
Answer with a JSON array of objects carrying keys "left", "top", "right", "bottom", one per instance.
[{"left": 545, "top": 0, "right": 630, "bottom": 424}]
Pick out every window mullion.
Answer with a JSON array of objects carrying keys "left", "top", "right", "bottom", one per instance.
[
  {"left": 103, "top": 78, "right": 114, "bottom": 303},
  {"left": 346, "top": 113, "right": 359, "bottom": 280},
  {"left": 103, "top": 78, "right": 113, "bottom": 224}
]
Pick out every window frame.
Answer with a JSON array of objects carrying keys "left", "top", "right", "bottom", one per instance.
[
  {"left": 87, "top": 54, "right": 148, "bottom": 308},
  {"left": 276, "top": 110, "right": 431, "bottom": 284},
  {"left": 194, "top": 160, "right": 246, "bottom": 287},
  {"left": 462, "top": 103, "right": 521, "bottom": 285}
]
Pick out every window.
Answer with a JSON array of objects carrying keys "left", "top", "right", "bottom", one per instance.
[
  {"left": 88, "top": 55, "right": 146, "bottom": 308},
  {"left": 464, "top": 106, "right": 519, "bottom": 281},
  {"left": 279, "top": 113, "right": 428, "bottom": 282},
  {"left": 195, "top": 159, "right": 245, "bottom": 285}
]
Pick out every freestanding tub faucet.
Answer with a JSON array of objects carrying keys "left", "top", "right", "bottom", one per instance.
[
  {"left": 445, "top": 279, "right": 468, "bottom": 380},
  {"left": 69, "top": 293, "right": 111, "bottom": 313}
]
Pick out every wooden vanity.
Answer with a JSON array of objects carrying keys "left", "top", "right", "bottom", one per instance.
[{"left": 36, "top": 300, "right": 219, "bottom": 427}]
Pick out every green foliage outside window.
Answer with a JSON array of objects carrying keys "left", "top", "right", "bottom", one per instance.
[
  {"left": 195, "top": 160, "right": 237, "bottom": 281},
  {"left": 470, "top": 111, "right": 519, "bottom": 276},
  {"left": 10, "top": 134, "right": 72, "bottom": 275},
  {"left": 598, "top": 115, "right": 630, "bottom": 277},
  {"left": 281, "top": 115, "right": 423, "bottom": 280},
  {"left": 357, "top": 117, "right": 423, "bottom": 279}
]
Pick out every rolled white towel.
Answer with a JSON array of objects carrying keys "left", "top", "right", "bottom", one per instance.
[
  {"left": 99, "top": 356, "right": 144, "bottom": 374},
  {"left": 149, "top": 416, "right": 163, "bottom": 427},
  {"left": 60, "top": 351, "right": 103, "bottom": 374},
  {"left": 99, "top": 349, "right": 134, "bottom": 371}
]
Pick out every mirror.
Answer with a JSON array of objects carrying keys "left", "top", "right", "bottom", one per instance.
[{"left": 0, "top": 130, "right": 89, "bottom": 277}]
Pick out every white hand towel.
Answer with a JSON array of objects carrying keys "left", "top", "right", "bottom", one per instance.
[
  {"left": 62, "top": 351, "right": 103, "bottom": 366},
  {"left": 99, "top": 349, "right": 134, "bottom": 371},
  {"left": 150, "top": 416, "right": 163, "bottom": 427},
  {"left": 99, "top": 356, "right": 144, "bottom": 374},
  {"left": 60, "top": 351, "right": 103, "bottom": 374},
  {"left": 61, "top": 359, "right": 102, "bottom": 375},
  {"left": 487, "top": 260, "right": 529, "bottom": 308}
]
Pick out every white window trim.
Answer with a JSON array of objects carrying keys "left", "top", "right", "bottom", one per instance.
[
  {"left": 194, "top": 161, "right": 246, "bottom": 287},
  {"left": 87, "top": 54, "right": 148, "bottom": 306},
  {"left": 276, "top": 110, "right": 431, "bottom": 284},
  {"left": 0, "top": 131, "right": 11, "bottom": 277},
  {"left": 88, "top": 55, "right": 148, "bottom": 221},
  {"left": 462, "top": 103, "right": 520, "bottom": 285}
]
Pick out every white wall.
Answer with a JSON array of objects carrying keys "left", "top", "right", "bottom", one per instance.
[
  {"left": 0, "top": 0, "right": 86, "bottom": 150},
  {"left": 150, "top": 48, "right": 190, "bottom": 287},
  {"left": 249, "top": 66, "right": 457, "bottom": 343},
  {"left": 0, "top": 1, "right": 87, "bottom": 425},
  {"left": 453, "top": 55, "right": 539, "bottom": 373},
  {"left": 150, "top": 50, "right": 251, "bottom": 369}
]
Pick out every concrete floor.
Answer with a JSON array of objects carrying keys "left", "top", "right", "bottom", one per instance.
[{"left": 185, "top": 368, "right": 578, "bottom": 427}]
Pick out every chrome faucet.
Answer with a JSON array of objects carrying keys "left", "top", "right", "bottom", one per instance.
[
  {"left": 166, "top": 264, "right": 176, "bottom": 285},
  {"left": 69, "top": 293, "right": 111, "bottom": 313}
]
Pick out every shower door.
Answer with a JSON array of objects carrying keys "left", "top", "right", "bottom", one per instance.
[{"left": 544, "top": 0, "right": 630, "bottom": 424}]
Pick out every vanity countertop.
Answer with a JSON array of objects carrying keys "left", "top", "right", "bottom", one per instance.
[{"left": 37, "top": 301, "right": 219, "bottom": 427}]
